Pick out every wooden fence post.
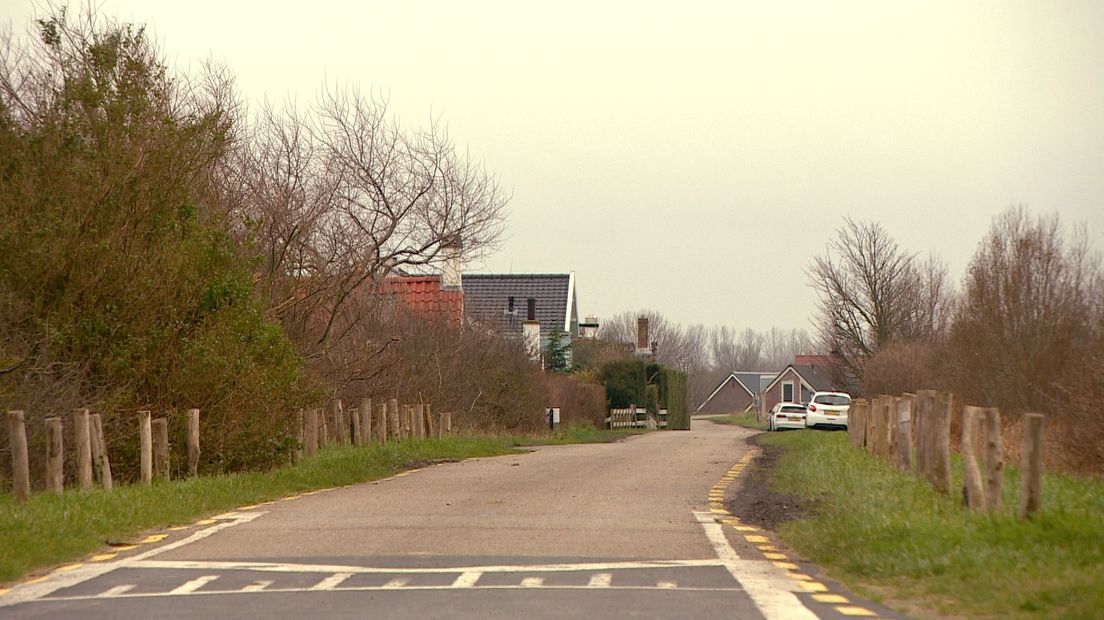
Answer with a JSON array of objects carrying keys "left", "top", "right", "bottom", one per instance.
[
  {"left": 294, "top": 409, "right": 304, "bottom": 463},
  {"left": 329, "top": 400, "right": 343, "bottom": 446},
  {"left": 152, "top": 417, "right": 170, "bottom": 480},
  {"left": 929, "top": 392, "right": 952, "bottom": 494},
  {"left": 424, "top": 404, "right": 436, "bottom": 438},
  {"left": 401, "top": 405, "right": 413, "bottom": 440},
  {"left": 413, "top": 404, "right": 425, "bottom": 439},
  {"left": 138, "top": 410, "right": 152, "bottom": 484},
  {"left": 358, "top": 398, "right": 372, "bottom": 445},
  {"left": 984, "top": 408, "right": 1004, "bottom": 512},
  {"left": 961, "top": 406, "right": 987, "bottom": 511},
  {"left": 45, "top": 417, "right": 64, "bottom": 494},
  {"left": 1019, "top": 413, "right": 1045, "bottom": 519},
  {"left": 186, "top": 409, "right": 200, "bottom": 476},
  {"left": 864, "top": 398, "right": 877, "bottom": 453},
  {"left": 894, "top": 397, "right": 912, "bottom": 472},
  {"left": 915, "top": 390, "right": 934, "bottom": 478},
  {"left": 74, "top": 408, "right": 93, "bottom": 491},
  {"left": 319, "top": 406, "right": 330, "bottom": 447},
  {"left": 375, "top": 403, "right": 388, "bottom": 443},
  {"left": 438, "top": 412, "right": 452, "bottom": 437},
  {"left": 90, "top": 413, "right": 112, "bottom": 491},
  {"left": 305, "top": 408, "right": 319, "bottom": 458},
  {"left": 351, "top": 400, "right": 362, "bottom": 447},
  {"left": 388, "top": 399, "right": 400, "bottom": 440},
  {"left": 7, "top": 411, "right": 30, "bottom": 502}
]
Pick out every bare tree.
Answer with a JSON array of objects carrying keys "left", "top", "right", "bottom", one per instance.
[{"left": 807, "top": 218, "right": 951, "bottom": 377}]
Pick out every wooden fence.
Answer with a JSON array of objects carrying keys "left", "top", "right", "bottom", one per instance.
[
  {"left": 606, "top": 406, "right": 668, "bottom": 430},
  {"left": 4, "top": 398, "right": 454, "bottom": 502},
  {"left": 847, "top": 391, "right": 1044, "bottom": 519}
]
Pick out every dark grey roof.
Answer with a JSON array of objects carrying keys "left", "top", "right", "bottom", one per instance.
[
  {"left": 789, "top": 364, "right": 853, "bottom": 392},
  {"left": 733, "top": 372, "right": 777, "bottom": 395},
  {"left": 461, "top": 273, "right": 574, "bottom": 339}
]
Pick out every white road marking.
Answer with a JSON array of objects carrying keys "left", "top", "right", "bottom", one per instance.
[
  {"left": 656, "top": 581, "right": 677, "bottom": 589},
  {"left": 99, "top": 584, "right": 135, "bottom": 597},
  {"left": 128, "top": 558, "right": 724, "bottom": 575},
  {"left": 588, "top": 573, "right": 612, "bottom": 587},
  {"left": 170, "top": 575, "right": 219, "bottom": 594},
  {"left": 0, "top": 512, "right": 266, "bottom": 608},
  {"left": 311, "top": 573, "right": 353, "bottom": 591},
  {"left": 694, "top": 511, "right": 817, "bottom": 620},
  {"left": 241, "top": 580, "right": 273, "bottom": 592},
  {"left": 39, "top": 584, "right": 743, "bottom": 602},
  {"left": 451, "top": 572, "right": 482, "bottom": 588},
  {"left": 520, "top": 577, "right": 544, "bottom": 587}
]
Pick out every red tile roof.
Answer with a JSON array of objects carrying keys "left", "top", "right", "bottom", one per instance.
[{"left": 381, "top": 275, "right": 463, "bottom": 327}]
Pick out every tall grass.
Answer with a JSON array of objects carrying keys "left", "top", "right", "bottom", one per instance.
[{"left": 763, "top": 431, "right": 1104, "bottom": 619}]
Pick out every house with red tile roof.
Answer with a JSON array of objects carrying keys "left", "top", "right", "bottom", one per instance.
[{"left": 380, "top": 274, "right": 464, "bottom": 328}]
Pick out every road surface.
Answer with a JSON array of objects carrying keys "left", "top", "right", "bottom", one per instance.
[{"left": 0, "top": 420, "right": 900, "bottom": 619}]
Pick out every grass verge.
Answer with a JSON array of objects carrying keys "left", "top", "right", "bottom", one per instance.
[
  {"left": 0, "top": 428, "right": 640, "bottom": 585},
  {"left": 705, "top": 412, "right": 767, "bottom": 430},
  {"left": 762, "top": 430, "right": 1104, "bottom": 619}
]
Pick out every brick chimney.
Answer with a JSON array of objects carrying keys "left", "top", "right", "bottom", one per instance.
[{"left": 636, "top": 316, "right": 650, "bottom": 355}]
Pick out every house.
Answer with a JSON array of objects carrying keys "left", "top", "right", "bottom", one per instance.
[
  {"left": 760, "top": 363, "right": 853, "bottom": 416},
  {"left": 461, "top": 272, "right": 578, "bottom": 351},
  {"left": 696, "top": 371, "right": 776, "bottom": 414},
  {"left": 380, "top": 274, "right": 464, "bottom": 327}
]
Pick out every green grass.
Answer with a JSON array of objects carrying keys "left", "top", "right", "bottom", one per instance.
[
  {"left": 519, "top": 424, "right": 650, "bottom": 445},
  {"left": 0, "top": 427, "right": 644, "bottom": 585},
  {"left": 706, "top": 412, "right": 767, "bottom": 430},
  {"left": 762, "top": 431, "right": 1104, "bottom": 619}
]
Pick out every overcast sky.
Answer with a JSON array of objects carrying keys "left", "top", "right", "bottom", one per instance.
[{"left": 7, "top": 1, "right": 1103, "bottom": 335}]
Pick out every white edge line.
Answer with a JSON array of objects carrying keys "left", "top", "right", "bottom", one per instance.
[{"left": 693, "top": 511, "right": 818, "bottom": 620}]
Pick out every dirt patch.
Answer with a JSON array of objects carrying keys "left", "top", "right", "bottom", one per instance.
[
  {"left": 400, "top": 458, "right": 461, "bottom": 470},
  {"left": 725, "top": 432, "right": 812, "bottom": 530}
]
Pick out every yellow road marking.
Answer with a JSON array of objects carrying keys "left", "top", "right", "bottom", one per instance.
[
  {"left": 195, "top": 519, "right": 216, "bottom": 525},
  {"left": 798, "top": 581, "right": 828, "bottom": 592},
  {"left": 812, "top": 593, "right": 849, "bottom": 604},
  {"left": 744, "top": 535, "right": 769, "bottom": 543},
  {"left": 140, "top": 534, "right": 167, "bottom": 544},
  {"left": 91, "top": 553, "right": 117, "bottom": 562},
  {"left": 54, "top": 564, "right": 82, "bottom": 572},
  {"left": 733, "top": 525, "right": 759, "bottom": 532},
  {"left": 168, "top": 525, "right": 189, "bottom": 531},
  {"left": 284, "top": 495, "right": 302, "bottom": 500},
  {"left": 762, "top": 552, "right": 788, "bottom": 560},
  {"left": 758, "top": 545, "right": 779, "bottom": 552},
  {"left": 109, "top": 545, "right": 137, "bottom": 552},
  {"left": 24, "top": 576, "right": 49, "bottom": 585},
  {"left": 836, "top": 606, "right": 877, "bottom": 617},
  {"left": 238, "top": 504, "right": 259, "bottom": 510},
  {"left": 0, "top": 588, "right": 10, "bottom": 596},
  {"left": 709, "top": 507, "right": 728, "bottom": 514},
  {"left": 789, "top": 573, "right": 815, "bottom": 581},
  {"left": 773, "top": 561, "right": 799, "bottom": 570}
]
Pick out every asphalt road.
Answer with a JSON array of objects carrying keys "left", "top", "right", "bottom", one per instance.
[{"left": 0, "top": 420, "right": 902, "bottom": 619}]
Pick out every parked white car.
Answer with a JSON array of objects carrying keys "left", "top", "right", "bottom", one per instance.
[
  {"left": 768, "top": 402, "right": 808, "bottom": 431},
  {"left": 805, "top": 391, "right": 851, "bottom": 429}
]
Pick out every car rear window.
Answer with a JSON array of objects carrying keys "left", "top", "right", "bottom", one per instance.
[
  {"left": 813, "top": 394, "right": 851, "bottom": 406},
  {"left": 781, "top": 406, "right": 806, "bottom": 413}
]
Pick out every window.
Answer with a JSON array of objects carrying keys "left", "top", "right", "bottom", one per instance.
[{"left": 782, "top": 381, "right": 795, "bottom": 402}]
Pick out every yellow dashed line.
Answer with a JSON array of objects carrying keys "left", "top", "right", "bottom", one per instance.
[
  {"left": 238, "top": 504, "right": 259, "bottom": 510},
  {"left": 90, "top": 553, "right": 117, "bottom": 562},
  {"left": 798, "top": 581, "right": 828, "bottom": 593},
  {"left": 54, "top": 564, "right": 82, "bottom": 573},
  {"left": 733, "top": 525, "right": 759, "bottom": 532},
  {"left": 836, "top": 606, "right": 877, "bottom": 617},
  {"left": 139, "top": 534, "right": 167, "bottom": 544},
  {"left": 773, "top": 561, "right": 799, "bottom": 570},
  {"left": 24, "top": 576, "right": 49, "bottom": 585},
  {"left": 195, "top": 519, "right": 216, "bottom": 525},
  {"left": 757, "top": 545, "right": 779, "bottom": 552},
  {"left": 812, "top": 593, "right": 849, "bottom": 604},
  {"left": 0, "top": 588, "right": 10, "bottom": 596},
  {"left": 284, "top": 495, "right": 302, "bottom": 500},
  {"left": 109, "top": 545, "right": 137, "bottom": 552},
  {"left": 745, "top": 535, "right": 770, "bottom": 543},
  {"left": 762, "top": 552, "right": 788, "bottom": 560},
  {"left": 168, "top": 525, "right": 189, "bottom": 531},
  {"left": 789, "top": 573, "right": 815, "bottom": 581}
]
